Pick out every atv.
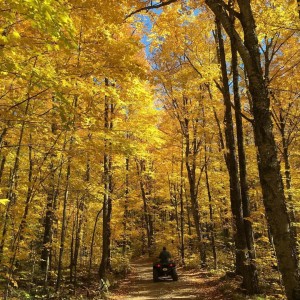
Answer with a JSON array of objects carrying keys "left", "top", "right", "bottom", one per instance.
[{"left": 153, "top": 261, "right": 178, "bottom": 282}]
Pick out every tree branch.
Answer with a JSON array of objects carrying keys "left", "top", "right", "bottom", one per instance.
[
  {"left": 9, "top": 88, "right": 50, "bottom": 110},
  {"left": 221, "top": 2, "right": 241, "bottom": 20},
  {"left": 230, "top": 101, "right": 253, "bottom": 123},
  {"left": 125, "top": 0, "right": 178, "bottom": 19}
]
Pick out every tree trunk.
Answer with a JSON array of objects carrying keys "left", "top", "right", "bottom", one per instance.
[
  {"left": 205, "top": 1, "right": 300, "bottom": 298},
  {"left": 70, "top": 213, "right": 76, "bottom": 283},
  {"left": 99, "top": 78, "right": 113, "bottom": 279},
  {"left": 184, "top": 118, "right": 206, "bottom": 266},
  {"left": 179, "top": 137, "right": 185, "bottom": 265},
  {"left": 168, "top": 169, "right": 181, "bottom": 254},
  {"left": 41, "top": 95, "right": 61, "bottom": 277},
  {"left": 41, "top": 169, "right": 55, "bottom": 286},
  {"left": 99, "top": 151, "right": 112, "bottom": 279},
  {"left": 215, "top": 18, "right": 258, "bottom": 293},
  {"left": 231, "top": 31, "right": 259, "bottom": 293},
  {"left": 204, "top": 140, "right": 217, "bottom": 270},
  {"left": 239, "top": 3, "right": 300, "bottom": 299},
  {"left": 0, "top": 155, "right": 6, "bottom": 184},
  {"left": 9, "top": 133, "right": 34, "bottom": 277},
  {"left": 89, "top": 208, "right": 103, "bottom": 280},
  {"left": 122, "top": 157, "right": 129, "bottom": 256},
  {"left": 1, "top": 58, "right": 38, "bottom": 264},
  {"left": 72, "top": 199, "right": 84, "bottom": 286},
  {"left": 0, "top": 102, "right": 29, "bottom": 260},
  {"left": 137, "top": 160, "right": 154, "bottom": 255},
  {"left": 56, "top": 141, "right": 72, "bottom": 291}
]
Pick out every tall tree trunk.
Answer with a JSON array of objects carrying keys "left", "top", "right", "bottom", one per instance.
[
  {"left": 168, "top": 166, "right": 181, "bottom": 253},
  {"left": 56, "top": 138, "right": 72, "bottom": 291},
  {"left": 179, "top": 137, "right": 185, "bottom": 265},
  {"left": 122, "top": 157, "right": 129, "bottom": 256},
  {"left": 231, "top": 29, "right": 259, "bottom": 292},
  {"left": 183, "top": 119, "right": 206, "bottom": 266},
  {"left": 70, "top": 213, "right": 76, "bottom": 283},
  {"left": 0, "top": 100, "right": 29, "bottom": 260},
  {"left": 0, "top": 125, "right": 9, "bottom": 184},
  {"left": 72, "top": 199, "right": 85, "bottom": 286},
  {"left": 215, "top": 18, "right": 258, "bottom": 293},
  {"left": 9, "top": 133, "right": 34, "bottom": 276},
  {"left": 1, "top": 58, "right": 38, "bottom": 264},
  {"left": 173, "top": 186, "right": 182, "bottom": 255},
  {"left": 281, "top": 123, "right": 292, "bottom": 201},
  {"left": 0, "top": 155, "right": 6, "bottom": 183},
  {"left": 41, "top": 160, "right": 55, "bottom": 278},
  {"left": 272, "top": 106, "right": 300, "bottom": 278},
  {"left": 56, "top": 95, "right": 77, "bottom": 291},
  {"left": 137, "top": 160, "right": 154, "bottom": 255},
  {"left": 89, "top": 208, "right": 103, "bottom": 280},
  {"left": 41, "top": 95, "right": 61, "bottom": 277},
  {"left": 99, "top": 78, "right": 113, "bottom": 279},
  {"left": 3, "top": 133, "right": 35, "bottom": 300},
  {"left": 204, "top": 131, "right": 217, "bottom": 270},
  {"left": 0, "top": 127, "right": 8, "bottom": 150},
  {"left": 205, "top": 1, "right": 300, "bottom": 298},
  {"left": 213, "top": 102, "right": 231, "bottom": 244},
  {"left": 99, "top": 151, "right": 111, "bottom": 279}
]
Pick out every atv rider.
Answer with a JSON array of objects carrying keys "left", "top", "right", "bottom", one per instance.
[{"left": 159, "top": 246, "right": 171, "bottom": 264}]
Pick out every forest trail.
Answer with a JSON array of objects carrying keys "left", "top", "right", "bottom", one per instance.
[{"left": 107, "top": 258, "right": 230, "bottom": 300}]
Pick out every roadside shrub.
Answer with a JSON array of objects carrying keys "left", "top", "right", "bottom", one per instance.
[
  {"left": 184, "top": 254, "right": 200, "bottom": 269},
  {"left": 110, "top": 252, "right": 131, "bottom": 276}
]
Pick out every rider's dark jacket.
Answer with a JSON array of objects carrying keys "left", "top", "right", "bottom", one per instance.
[{"left": 159, "top": 250, "right": 171, "bottom": 263}]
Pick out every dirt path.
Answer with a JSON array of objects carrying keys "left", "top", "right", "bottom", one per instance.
[{"left": 107, "top": 259, "right": 230, "bottom": 300}]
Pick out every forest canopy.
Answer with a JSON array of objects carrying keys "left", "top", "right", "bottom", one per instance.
[{"left": 0, "top": 0, "right": 299, "bottom": 299}]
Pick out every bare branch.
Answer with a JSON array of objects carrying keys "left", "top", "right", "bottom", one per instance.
[
  {"left": 125, "top": 0, "right": 178, "bottom": 20},
  {"left": 9, "top": 88, "right": 50, "bottom": 110},
  {"left": 230, "top": 101, "right": 253, "bottom": 123}
]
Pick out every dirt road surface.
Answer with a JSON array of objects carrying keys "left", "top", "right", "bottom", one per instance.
[{"left": 107, "top": 259, "right": 230, "bottom": 300}]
